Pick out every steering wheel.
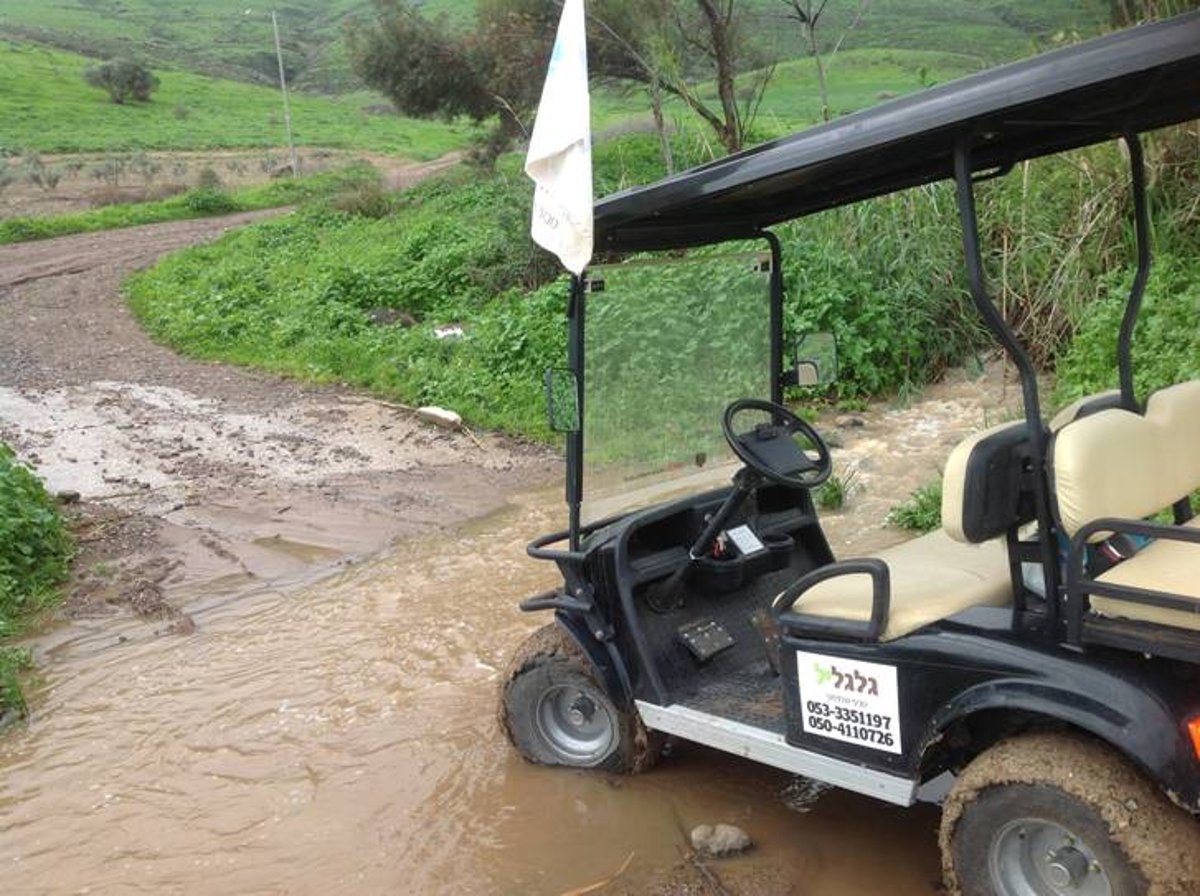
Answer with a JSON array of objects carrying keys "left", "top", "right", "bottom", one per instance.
[{"left": 721, "top": 398, "right": 833, "bottom": 489}]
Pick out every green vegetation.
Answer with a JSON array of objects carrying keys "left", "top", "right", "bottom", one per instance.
[
  {"left": 1056, "top": 256, "right": 1200, "bottom": 406},
  {"left": 0, "top": 162, "right": 382, "bottom": 244},
  {"left": 889, "top": 478, "right": 943, "bottom": 532},
  {"left": 0, "top": 0, "right": 1104, "bottom": 94},
  {"left": 0, "top": 0, "right": 376, "bottom": 91},
  {"left": 815, "top": 469, "right": 857, "bottom": 512},
  {"left": 126, "top": 171, "right": 563, "bottom": 437},
  {"left": 0, "top": 41, "right": 469, "bottom": 155},
  {"left": 1, "top": 443, "right": 73, "bottom": 717},
  {"left": 124, "top": 115, "right": 1200, "bottom": 443},
  {"left": 84, "top": 58, "right": 160, "bottom": 104}
]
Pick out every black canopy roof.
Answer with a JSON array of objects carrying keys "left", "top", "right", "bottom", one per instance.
[{"left": 593, "top": 12, "right": 1200, "bottom": 253}]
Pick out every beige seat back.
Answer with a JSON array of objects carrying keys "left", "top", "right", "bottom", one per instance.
[
  {"left": 1052, "top": 380, "right": 1200, "bottom": 538},
  {"left": 1049, "top": 390, "right": 1121, "bottom": 432}
]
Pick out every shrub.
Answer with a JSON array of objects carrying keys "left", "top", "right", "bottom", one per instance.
[
  {"left": 83, "top": 59, "right": 160, "bottom": 105},
  {"left": 184, "top": 187, "right": 237, "bottom": 214},
  {"left": 1055, "top": 254, "right": 1200, "bottom": 406},
  {"left": 0, "top": 443, "right": 72, "bottom": 640},
  {"left": 330, "top": 180, "right": 393, "bottom": 219},
  {"left": 0, "top": 647, "right": 32, "bottom": 719},
  {"left": 888, "top": 478, "right": 943, "bottom": 532},
  {"left": 196, "top": 166, "right": 223, "bottom": 190}
]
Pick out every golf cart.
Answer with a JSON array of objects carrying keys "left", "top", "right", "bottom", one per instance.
[{"left": 500, "top": 12, "right": 1200, "bottom": 895}]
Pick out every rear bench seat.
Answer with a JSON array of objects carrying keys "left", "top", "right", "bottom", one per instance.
[
  {"left": 775, "top": 421, "right": 1023, "bottom": 641},
  {"left": 1053, "top": 380, "right": 1200, "bottom": 629}
]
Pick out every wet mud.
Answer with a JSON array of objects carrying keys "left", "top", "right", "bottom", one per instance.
[
  {"left": 1, "top": 493, "right": 944, "bottom": 896},
  {"left": 0, "top": 360, "right": 1036, "bottom": 895},
  {"left": 1, "top": 204, "right": 1037, "bottom": 894}
]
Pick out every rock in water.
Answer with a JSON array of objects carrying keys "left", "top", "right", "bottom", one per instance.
[{"left": 690, "top": 823, "right": 753, "bottom": 856}]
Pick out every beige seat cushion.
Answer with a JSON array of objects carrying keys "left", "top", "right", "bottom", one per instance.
[
  {"left": 783, "top": 530, "right": 1011, "bottom": 640},
  {"left": 1091, "top": 518, "right": 1200, "bottom": 630}
]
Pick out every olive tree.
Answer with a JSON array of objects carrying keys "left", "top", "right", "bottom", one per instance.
[{"left": 84, "top": 59, "right": 160, "bottom": 104}]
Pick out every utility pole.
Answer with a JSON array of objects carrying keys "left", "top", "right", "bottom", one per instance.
[{"left": 271, "top": 10, "right": 299, "bottom": 176}]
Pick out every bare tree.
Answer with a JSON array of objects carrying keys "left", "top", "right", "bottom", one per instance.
[
  {"left": 779, "top": 0, "right": 871, "bottom": 122},
  {"left": 591, "top": 0, "right": 776, "bottom": 155}
]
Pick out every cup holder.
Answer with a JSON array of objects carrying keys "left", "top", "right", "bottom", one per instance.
[
  {"left": 694, "top": 553, "right": 745, "bottom": 593},
  {"left": 761, "top": 532, "right": 795, "bottom": 572}
]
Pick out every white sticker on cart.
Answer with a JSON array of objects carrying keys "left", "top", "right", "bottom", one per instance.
[{"left": 795, "top": 651, "right": 902, "bottom": 754}]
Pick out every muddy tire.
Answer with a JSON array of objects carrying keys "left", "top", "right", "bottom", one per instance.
[
  {"left": 498, "top": 623, "right": 663, "bottom": 774},
  {"left": 940, "top": 731, "right": 1200, "bottom": 896}
]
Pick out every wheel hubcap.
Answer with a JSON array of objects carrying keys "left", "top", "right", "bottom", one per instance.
[
  {"left": 990, "top": 819, "right": 1112, "bottom": 896},
  {"left": 534, "top": 684, "right": 617, "bottom": 766}
]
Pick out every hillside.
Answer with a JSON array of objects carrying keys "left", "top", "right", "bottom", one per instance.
[
  {"left": 0, "top": 41, "right": 470, "bottom": 155},
  {"left": 0, "top": 0, "right": 1107, "bottom": 95}
]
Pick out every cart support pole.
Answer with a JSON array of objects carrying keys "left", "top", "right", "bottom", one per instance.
[
  {"left": 567, "top": 274, "right": 586, "bottom": 550},
  {"left": 1117, "top": 132, "right": 1151, "bottom": 413},
  {"left": 953, "top": 140, "right": 1061, "bottom": 622},
  {"left": 764, "top": 231, "right": 785, "bottom": 406}
]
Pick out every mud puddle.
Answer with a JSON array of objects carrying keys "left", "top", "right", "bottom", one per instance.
[
  {"left": 0, "top": 358, "right": 1032, "bottom": 894},
  {"left": 0, "top": 489, "right": 941, "bottom": 896}
]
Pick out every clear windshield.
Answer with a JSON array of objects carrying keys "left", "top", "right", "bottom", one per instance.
[{"left": 581, "top": 251, "right": 773, "bottom": 523}]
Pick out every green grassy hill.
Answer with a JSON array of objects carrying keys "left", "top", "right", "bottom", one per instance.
[
  {"left": 0, "top": 0, "right": 371, "bottom": 92},
  {"left": 0, "top": 0, "right": 481, "bottom": 92},
  {"left": 0, "top": 41, "right": 470, "bottom": 155},
  {"left": 0, "top": 1, "right": 1112, "bottom": 160},
  {"left": 749, "top": 0, "right": 1106, "bottom": 64},
  {"left": 0, "top": 0, "right": 1107, "bottom": 96}
]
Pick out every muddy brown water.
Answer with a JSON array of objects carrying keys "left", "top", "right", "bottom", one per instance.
[{"left": 1, "top": 486, "right": 942, "bottom": 896}]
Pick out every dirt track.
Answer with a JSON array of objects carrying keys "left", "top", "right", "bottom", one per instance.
[{"left": 0, "top": 205, "right": 552, "bottom": 626}]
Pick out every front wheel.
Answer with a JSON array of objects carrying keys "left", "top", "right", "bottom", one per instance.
[
  {"left": 940, "top": 732, "right": 1200, "bottom": 896},
  {"left": 498, "top": 623, "right": 662, "bottom": 774}
]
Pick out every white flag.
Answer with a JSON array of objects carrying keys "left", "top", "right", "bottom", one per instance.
[{"left": 525, "top": 0, "right": 592, "bottom": 276}]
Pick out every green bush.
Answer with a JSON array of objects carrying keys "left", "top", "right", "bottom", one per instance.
[
  {"left": 1055, "top": 254, "right": 1200, "bottom": 406},
  {"left": 888, "top": 478, "right": 943, "bottom": 532},
  {"left": 124, "top": 127, "right": 1199, "bottom": 442},
  {"left": 183, "top": 187, "right": 237, "bottom": 214},
  {"left": 0, "top": 647, "right": 33, "bottom": 720},
  {"left": 0, "top": 441, "right": 72, "bottom": 714},
  {"left": 0, "top": 443, "right": 72, "bottom": 639}
]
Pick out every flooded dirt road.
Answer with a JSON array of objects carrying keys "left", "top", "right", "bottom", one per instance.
[
  {"left": 0, "top": 357, "right": 1034, "bottom": 895},
  {"left": 1, "top": 198, "right": 1038, "bottom": 895},
  {"left": 1, "top": 489, "right": 944, "bottom": 896}
]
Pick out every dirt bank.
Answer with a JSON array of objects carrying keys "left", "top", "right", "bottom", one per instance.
[
  {"left": 0, "top": 210, "right": 554, "bottom": 628},
  {"left": 0, "top": 148, "right": 462, "bottom": 220}
]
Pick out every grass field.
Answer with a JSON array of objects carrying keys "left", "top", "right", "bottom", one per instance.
[
  {"left": 0, "top": 39, "right": 980, "bottom": 158},
  {"left": 0, "top": 0, "right": 371, "bottom": 91},
  {"left": 0, "top": 40, "right": 472, "bottom": 155},
  {"left": 0, "top": 0, "right": 1107, "bottom": 94}
]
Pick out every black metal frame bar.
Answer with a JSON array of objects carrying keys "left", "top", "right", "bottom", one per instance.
[
  {"left": 764, "top": 231, "right": 786, "bottom": 406},
  {"left": 953, "top": 139, "right": 1062, "bottom": 630},
  {"left": 1118, "top": 132, "right": 1151, "bottom": 412},
  {"left": 1065, "top": 516, "right": 1200, "bottom": 647},
  {"left": 566, "top": 274, "right": 586, "bottom": 550},
  {"left": 774, "top": 558, "right": 891, "bottom": 641}
]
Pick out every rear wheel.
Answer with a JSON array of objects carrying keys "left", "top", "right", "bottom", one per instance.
[
  {"left": 499, "top": 623, "right": 662, "bottom": 774},
  {"left": 940, "top": 732, "right": 1200, "bottom": 896}
]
